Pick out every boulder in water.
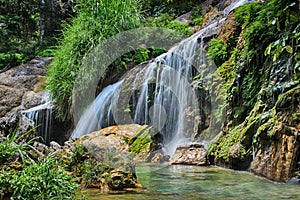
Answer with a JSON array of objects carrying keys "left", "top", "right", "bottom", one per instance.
[
  {"left": 151, "top": 152, "right": 170, "bottom": 163},
  {"left": 171, "top": 143, "right": 207, "bottom": 166},
  {"left": 78, "top": 124, "right": 163, "bottom": 162},
  {"left": 74, "top": 124, "right": 163, "bottom": 190}
]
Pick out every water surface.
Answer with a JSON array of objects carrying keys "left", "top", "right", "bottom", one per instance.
[{"left": 88, "top": 164, "right": 300, "bottom": 200}]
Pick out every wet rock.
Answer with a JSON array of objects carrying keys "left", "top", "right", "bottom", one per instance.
[
  {"left": 108, "top": 170, "right": 141, "bottom": 190},
  {"left": 77, "top": 124, "right": 155, "bottom": 190},
  {"left": 21, "top": 90, "right": 49, "bottom": 110},
  {"left": 226, "top": 143, "right": 251, "bottom": 170},
  {"left": 210, "top": 85, "right": 300, "bottom": 181},
  {"left": 0, "top": 108, "right": 20, "bottom": 135},
  {"left": 79, "top": 124, "right": 148, "bottom": 153},
  {"left": 250, "top": 128, "right": 298, "bottom": 182},
  {"left": 184, "top": 107, "right": 203, "bottom": 139},
  {"left": 79, "top": 124, "right": 163, "bottom": 162},
  {"left": 64, "top": 138, "right": 75, "bottom": 148},
  {"left": 171, "top": 144, "right": 207, "bottom": 166},
  {"left": 151, "top": 152, "right": 170, "bottom": 163},
  {"left": 287, "top": 177, "right": 300, "bottom": 185},
  {"left": 73, "top": 124, "right": 165, "bottom": 190},
  {"left": 0, "top": 57, "right": 52, "bottom": 136},
  {"left": 0, "top": 57, "right": 71, "bottom": 145},
  {"left": 50, "top": 141, "right": 61, "bottom": 151}
]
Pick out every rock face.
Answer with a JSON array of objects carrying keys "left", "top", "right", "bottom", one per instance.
[
  {"left": 248, "top": 87, "right": 300, "bottom": 182},
  {"left": 151, "top": 152, "right": 170, "bottom": 163},
  {"left": 206, "top": 0, "right": 300, "bottom": 182},
  {"left": 171, "top": 144, "right": 207, "bottom": 166},
  {"left": 175, "top": 12, "right": 191, "bottom": 25},
  {"left": 76, "top": 124, "right": 163, "bottom": 190},
  {"left": 251, "top": 132, "right": 298, "bottom": 182},
  {"left": 210, "top": 85, "right": 300, "bottom": 182},
  {"left": 0, "top": 57, "right": 51, "bottom": 135},
  {"left": 0, "top": 57, "right": 71, "bottom": 144}
]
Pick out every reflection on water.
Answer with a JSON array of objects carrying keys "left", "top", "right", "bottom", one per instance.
[{"left": 88, "top": 164, "right": 300, "bottom": 200}]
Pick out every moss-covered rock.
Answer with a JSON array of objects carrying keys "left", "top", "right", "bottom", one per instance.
[
  {"left": 206, "top": 0, "right": 300, "bottom": 182},
  {"left": 128, "top": 125, "right": 163, "bottom": 161},
  {"left": 67, "top": 124, "right": 163, "bottom": 190},
  {"left": 209, "top": 85, "right": 300, "bottom": 181}
]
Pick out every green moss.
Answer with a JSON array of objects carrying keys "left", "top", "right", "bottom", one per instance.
[
  {"left": 207, "top": 39, "right": 228, "bottom": 66},
  {"left": 212, "top": 125, "right": 242, "bottom": 159},
  {"left": 129, "top": 127, "right": 153, "bottom": 154},
  {"left": 209, "top": 0, "right": 300, "bottom": 168},
  {"left": 209, "top": 98, "right": 267, "bottom": 160},
  {"left": 275, "top": 86, "right": 300, "bottom": 109}
]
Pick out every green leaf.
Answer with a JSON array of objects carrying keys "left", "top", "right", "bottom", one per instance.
[{"left": 285, "top": 45, "right": 293, "bottom": 54}]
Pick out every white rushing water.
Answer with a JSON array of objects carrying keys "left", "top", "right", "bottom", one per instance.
[
  {"left": 72, "top": 81, "right": 123, "bottom": 138},
  {"left": 22, "top": 91, "right": 54, "bottom": 144},
  {"left": 72, "top": 0, "right": 253, "bottom": 155}
]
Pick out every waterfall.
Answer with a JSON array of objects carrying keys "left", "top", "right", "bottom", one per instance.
[
  {"left": 21, "top": 91, "right": 54, "bottom": 144},
  {"left": 72, "top": 0, "right": 253, "bottom": 155},
  {"left": 130, "top": 20, "right": 226, "bottom": 155},
  {"left": 72, "top": 81, "right": 123, "bottom": 138}
]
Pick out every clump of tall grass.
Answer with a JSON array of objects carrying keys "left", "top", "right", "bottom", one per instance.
[{"left": 46, "top": 0, "right": 141, "bottom": 120}]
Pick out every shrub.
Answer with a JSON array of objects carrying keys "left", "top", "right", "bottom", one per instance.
[
  {"left": 140, "top": 0, "right": 198, "bottom": 17},
  {"left": 207, "top": 39, "right": 228, "bottom": 66},
  {"left": 143, "top": 13, "right": 193, "bottom": 36},
  {"left": 0, "top": 130, "right": 79, "bottom": 199},
  {"left": 11, "top": 155, "right": 79, "bottom": 200}
]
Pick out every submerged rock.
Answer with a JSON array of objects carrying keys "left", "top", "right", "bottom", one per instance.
[
  {"left": 171, "top": 144, "right": 207, "bottom": 166},
  {"left": 287, "top": 178, "right": 300, "bottom": 185}
]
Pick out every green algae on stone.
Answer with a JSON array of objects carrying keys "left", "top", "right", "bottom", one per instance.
[{"left": 128, "top": 126, "right": 160, "bottom": 159}]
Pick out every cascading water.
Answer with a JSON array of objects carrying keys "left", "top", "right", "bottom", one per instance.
[
  {"left": 22, "top": 91, "right": 54, "bottom": 144},
  {"left": 130, "top": 20, "right": 226, "bottom": 155},
  {"left": 72, "top": 0, "right": 253, "bottom": 155},
  {"left": 72, "top": 81, "right": 123, "bottom": 137}
]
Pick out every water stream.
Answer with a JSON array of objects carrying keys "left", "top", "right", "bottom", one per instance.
[{"left": 88, "top": 164, "right": 300, "bottom": 200}]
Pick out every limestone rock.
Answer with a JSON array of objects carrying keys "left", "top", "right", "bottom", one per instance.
[
  {"left": 171, "top": 144, "right": 207, "bottom": 166},
  {"left": 78, "top": 124, "right": 163, "bottom": 162},
  {"left": 0, "top": 57, "right": 52, "bottom": 135},
  {"left": 151, "top": 152, "right": 170, "bottom": 163},
  {"left": 250, "top": 126, "right": 299, "bottom": 182},
  {"left": 77, "top": 124, "right": 161, "bottom": 190},
  {"left": 175, "top": 12, "right": 191, "bottom": 25}
]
